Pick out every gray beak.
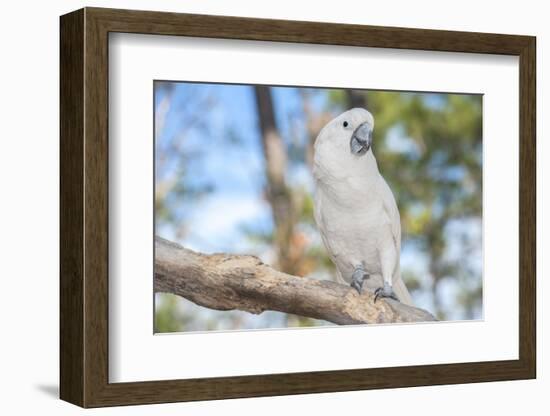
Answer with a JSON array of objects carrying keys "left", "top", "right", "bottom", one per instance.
[{"left": 350, "top": 122, "right": 373, "bottom": 155}]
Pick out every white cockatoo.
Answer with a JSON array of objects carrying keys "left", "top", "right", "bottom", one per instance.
[{"left": 313, "top": 108, "right": 413, "bottom": 305}]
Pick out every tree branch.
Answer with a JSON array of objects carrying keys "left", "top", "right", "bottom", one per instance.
[{"left": 154, "top": 237, "right": 436, "bottom": 325}]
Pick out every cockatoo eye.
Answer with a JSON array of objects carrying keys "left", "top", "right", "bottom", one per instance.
[{"left": 343, "top": 121, "right": 349, "bottom": 128}]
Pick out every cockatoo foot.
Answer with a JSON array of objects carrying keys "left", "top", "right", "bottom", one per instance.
[
  {"left": 351, "top": 267, "right": 368, "bottom": 294},
  {"left": 374, "top": 282, "right": 399, "bottom": 303}
]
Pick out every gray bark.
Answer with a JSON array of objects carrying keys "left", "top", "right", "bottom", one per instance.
[{"left": 154, "top": 237, "right": 436, "bottom": 325}]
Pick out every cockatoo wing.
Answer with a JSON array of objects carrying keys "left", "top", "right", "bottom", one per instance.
[
  {"left": 378, "top": 175, "right": 414, "bottom": 306},
  {"left": 378, "top": 175, "right": 401, "bottom": 254}
]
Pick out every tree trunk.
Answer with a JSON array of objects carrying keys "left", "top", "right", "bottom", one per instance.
[{"left": 253, "top": 86, "right": 298, "bottom": 275}]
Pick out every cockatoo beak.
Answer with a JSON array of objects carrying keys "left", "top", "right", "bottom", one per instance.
[{"left": 350, "top": 122, "right": 372, "bottom": 155}]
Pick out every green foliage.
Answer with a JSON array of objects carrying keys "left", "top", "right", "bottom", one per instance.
[
  {"left": 318, "top": 89, "right": 482, "bottom": 319},
  {"left": 154, "top": 293, "right": 188, "bottom": 333},
  {"left": 356, "top": 91, "right": 482, "bottom": 319}
]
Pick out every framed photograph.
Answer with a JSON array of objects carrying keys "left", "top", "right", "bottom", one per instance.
[{"left": 60, "top": 7, "right": 536, "bottom": 407}]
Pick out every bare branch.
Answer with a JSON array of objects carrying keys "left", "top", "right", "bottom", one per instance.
[{"left": 154, "top": 237, "right": 436, "bottom": 325}]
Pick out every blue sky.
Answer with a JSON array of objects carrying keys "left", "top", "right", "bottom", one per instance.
[{"left": 155, "top": 82, "right": 332, "bottom": 253}]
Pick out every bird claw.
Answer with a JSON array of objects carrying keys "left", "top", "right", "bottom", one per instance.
[
  {"left": 351, "top": 267, "right": 368, "bottom": 294},
  {"left": 351, "top": 279, "right": 363, "bottom": 294},
  {"left": 374, "top": 282, "right": 399, "bottom": 303}
]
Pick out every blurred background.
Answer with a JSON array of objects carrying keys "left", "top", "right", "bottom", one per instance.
[{"left": 154, "top": 81, "right": 482, "bottom": 332}]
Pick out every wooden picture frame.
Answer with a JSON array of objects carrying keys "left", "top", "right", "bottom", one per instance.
[{"left": 60, "top": 7, "right": 536, "bottom": 408}]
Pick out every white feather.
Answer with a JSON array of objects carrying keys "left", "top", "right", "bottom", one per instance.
[{"left": 313, "top": 108, "right": 414, "bottom": 306}]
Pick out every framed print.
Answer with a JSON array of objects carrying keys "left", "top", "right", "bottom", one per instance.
[{"left": 60, "top": 7, "right": 536, "bottom": 408}]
